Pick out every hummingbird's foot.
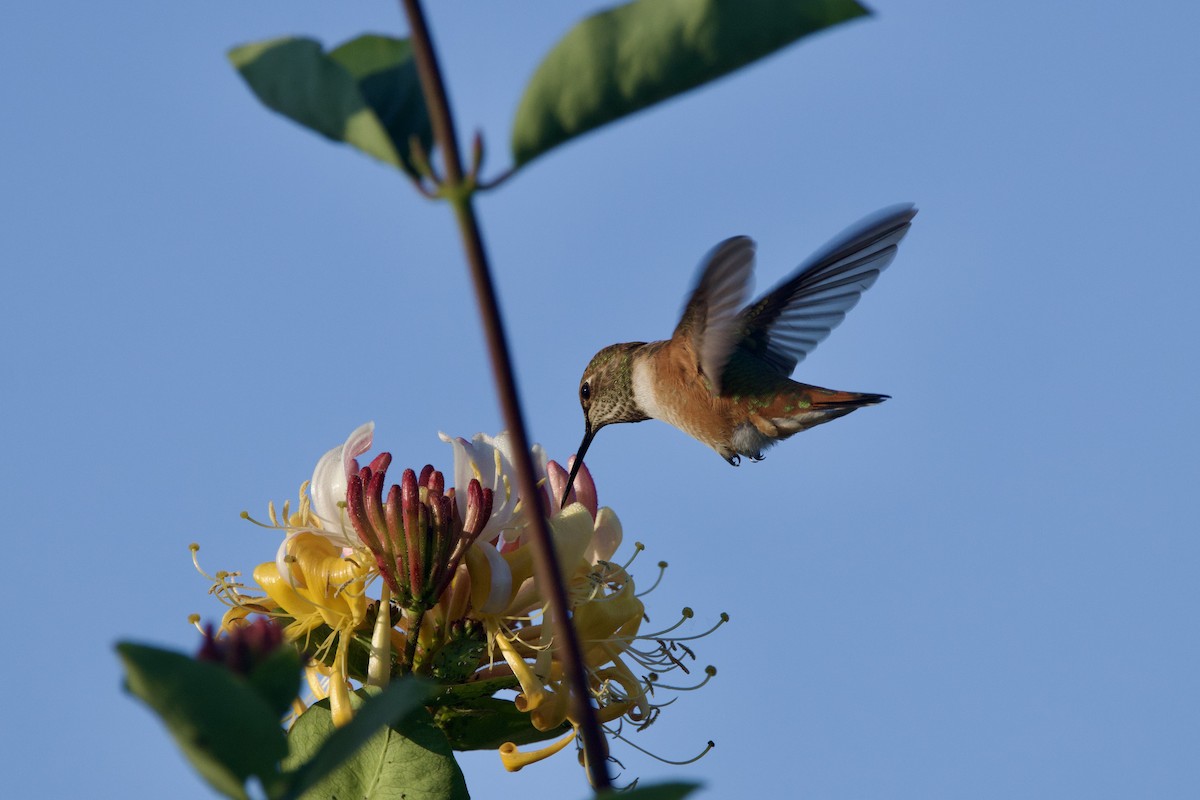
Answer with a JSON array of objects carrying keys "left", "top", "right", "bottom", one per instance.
[
  {"left": 725, "top": 454, "right": 741, "bottom": 467},
  {"left": 748, "top": 452, "right": 765, "bottom": 462}
]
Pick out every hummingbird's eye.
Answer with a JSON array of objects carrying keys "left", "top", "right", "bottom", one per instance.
[{"left": 580, "top": 381, "right": 591, "bottom": 402}]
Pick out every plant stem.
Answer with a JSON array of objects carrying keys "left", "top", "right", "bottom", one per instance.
[{"left": 398, "top": 0, "right": 612, "bottom": 788}]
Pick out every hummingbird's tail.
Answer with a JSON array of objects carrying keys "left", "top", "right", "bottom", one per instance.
[
  {"left": 810, "top": 390, "right": 890, "bottom": 409},
  {"left": 728, "top": 387, "right": 889, "bottom": 461},
  {"left": 750, "top": 388, "right": 888, "bottom": 444},
  {"left": 740, "top": 391, "right": 884, "bottom": 450},
  {"left": 793, "top": 391, "right": 887, "bottom": 429}
]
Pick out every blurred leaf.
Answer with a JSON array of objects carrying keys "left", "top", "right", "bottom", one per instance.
[
  {"left": 246, "top": 645, "right": 303, "bottom": 719},
  {"left": 117, "top": 642, "right": 288, "bottom": 800},
  {"left": 283, "top": 685, "right": 467, "bottom": 800},
  {"left": 511, "top": 0, "right": 870, "bottom": 166},
  {"left": 434, "top": 695, "right": 570, "bottom": 750},
  {"left": 229, "top": 35, "right": 432, "bottom": 175},
  {"left": 594, "top": 782, "right": 703, "bottom": 800}
]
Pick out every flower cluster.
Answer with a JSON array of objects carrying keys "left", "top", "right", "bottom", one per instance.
[{"left": 194, "top": 423, "right": 723, "bottom": 773}]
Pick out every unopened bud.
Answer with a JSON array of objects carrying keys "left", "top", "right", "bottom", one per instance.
[{"left": 196, "top": 618, "right": 285, "bottom": 675}]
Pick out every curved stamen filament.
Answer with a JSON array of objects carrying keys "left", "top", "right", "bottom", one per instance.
[
  {"left": 633, "top": 561, "right": 669, "bottom": 597},
  {"left": 603, "top": 724, "right": 715, "bottom": 766}
]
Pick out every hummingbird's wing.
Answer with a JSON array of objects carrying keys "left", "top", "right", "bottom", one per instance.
[
  {"left": 672, "top": 236, "right": 756, "bottom": 395},
  {"left": 733, "top": 204, "right": 917, "bottom": 377}
]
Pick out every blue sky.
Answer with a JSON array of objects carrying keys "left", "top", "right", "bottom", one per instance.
[{"left": 3, "top": 1, "right": 1198, "bottom": 797}]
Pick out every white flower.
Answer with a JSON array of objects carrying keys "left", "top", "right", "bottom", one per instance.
[
  {"left": 440, "top": 431, "right": 523, "bottom": 544},
  {"left": 275, "top": 421, "right": 375, "bottom": 579}
]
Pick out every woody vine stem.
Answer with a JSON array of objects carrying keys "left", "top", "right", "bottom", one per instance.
[{"left": 398, "top": 0, "right": 613, "bottom": 789}]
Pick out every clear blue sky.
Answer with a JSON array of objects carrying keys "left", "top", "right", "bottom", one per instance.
[{"left": 3, "top": 2, "right": 1198, "bottom": 797}]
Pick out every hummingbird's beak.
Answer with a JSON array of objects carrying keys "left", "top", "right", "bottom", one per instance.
[{"left": 561, "top": 425, "right": 595, "bottom": 509}]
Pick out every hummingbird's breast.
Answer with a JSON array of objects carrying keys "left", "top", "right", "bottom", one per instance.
[{"left": 630, "top": 340, "right": 738, "bottom": 451}]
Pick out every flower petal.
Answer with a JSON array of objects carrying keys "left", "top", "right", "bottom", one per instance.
[
  {"left": 566, "top": 455, "right": 598, "bottom": 518},
  {"left": 587, "top": 507, "right": 623, "bottom": 563},
  {"left": 546, "top": 460, "right": 572, "bottom": 510},
  {"left": 310, "top": 422, "right": 374, "bottom": 546},
  {"left": 548, "top": 504, "right": 597, "bottom": 576},
  {"left": 442, "top": 431, "right": 525, "bottom": 544},
  {"left": 438, "top": 432, "right": 477, "bottom": 523},
  {"left": 465, "top": 540, "right": 513, "bottom": 615}
]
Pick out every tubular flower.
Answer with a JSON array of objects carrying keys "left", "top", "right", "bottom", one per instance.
[
  {"left": 194, "top": 426, "right": 723, "bottom": 776},
  {"left": 194, "top": 423, "right": 381, "bottom": 725},
  {"left": 439, "top": 432, "right": 522, "bottom": 545},
  {"left": 457, "top": 454, "right": 723, "bottom": 774},
  {"left": 196, "top": 528, "right": 371, "bottom": 725}
]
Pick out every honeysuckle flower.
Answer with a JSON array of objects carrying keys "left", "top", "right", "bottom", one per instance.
[
  {"left": 254, "top": 531, "right": 372, "bottom": 725},
  {"left": 195, "top": 426, "right": 722, "bottom": 775},
  {"left": 542, "top": 454, "right": 598, "bottom": 519},
  {"left": 440, "top": 431, "right": 523, "bottom": 545},
  {"left": 463, "top": 454, "right": 721, "bottom": 774},
  {"left": 254, "top": 533, "right": 371, "bottom": 636},
  {"left": 193, "top": 524, "right": 371, "bottom": 727},
  {"left": 273, "top": 421, "right": 375, "bottom": 580},
  {"left": 193, "top": 424, "right": 380, "bottom": 726}
]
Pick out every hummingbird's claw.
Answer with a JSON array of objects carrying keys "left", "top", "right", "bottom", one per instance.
[
  {"left": 725, "top": 454, "right": 741, "bottom": 467},
  {"left": 749, "top": 452, "right": 765, "bottom": 462}
]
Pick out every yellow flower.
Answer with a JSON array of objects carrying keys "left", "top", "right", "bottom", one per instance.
[
  {"left": 194, "top": 428, "right": 723, "bottom": 768},
  {"left": 454, "top": 450, "right": 722, "bottom": 772},
  {"left": 197, "top": 424, "right": 381, "bottom": 725}
]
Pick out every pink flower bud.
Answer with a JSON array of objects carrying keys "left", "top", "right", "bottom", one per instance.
[
  {"left": 418, "top": 464, "right": 436, "bottom": 489},
  {"left": 566, "top": 455, "right": 598, "bottom": 518}
]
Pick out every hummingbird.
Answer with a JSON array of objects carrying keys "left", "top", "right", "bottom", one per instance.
[{"left": 561, "top": 204, "right": 916, "bottom": 504}]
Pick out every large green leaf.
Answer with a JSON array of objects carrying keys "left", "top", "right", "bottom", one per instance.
[
  {"left": 511, "top": 0, "right": 870, "bottom": 166},
  {"left": 434, "top": 696, "right": 571, "bottom": 751},
  {"left": 281, "top": 680, "right": 430, "bottom": 800},
  {"left": 229, "top": 35, "right": 433, "bottom": 175},
  {"left": 118, "top": 642, "right": 289, "bottom": 800},
  {"left": 283, "top": 686, "right": 468, "bottom": 800}
]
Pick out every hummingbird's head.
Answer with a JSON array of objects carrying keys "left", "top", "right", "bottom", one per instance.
[
  {"left": 578, "top": 342, "right": 650, "bottom": 432},
  {"left": 562, "top": 342, "right": 649, "bottom": 508}
]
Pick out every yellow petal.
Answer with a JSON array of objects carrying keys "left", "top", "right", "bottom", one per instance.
[
  {"left": 547, "top": 505, "right": 595, "bottom": 575},
  {"left": 573, "top": 577, "right": 644, "bottom": 643},
  {"left": 498, "top": 729, "right": 576, "bottom": 772},
  {"left": 329, "top": 638, "right": 354, "bottom": 727},
  {"left": 495, "top": 628, "right": 548, "bottom": 711},
  {"left": 254, "top": 563, "right": 320, "bottom": 625}
]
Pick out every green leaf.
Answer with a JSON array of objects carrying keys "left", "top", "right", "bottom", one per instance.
[
  {"left": 247, "top": 646, "right": 304, "bottom": 719},
  {"left": 282, "top": 680, "right": 429, "bottom": 800},
  {"left": 229, "top": 35, "right": 433, "bottom": 175},
  {"left": 434, "top": 695, "right": 571, "bottom": 751},
  {"left": 595, "top": 782, "right": 703, "bottom": 800},
  {"left": 511, "top": 0, "right": 870, "bottom": 166},
  {"left": 283, "top": 685, "right": 468, "bottom": 800},
  {"left": 117, "top": 642, "right": 289, "bottom": 800}
]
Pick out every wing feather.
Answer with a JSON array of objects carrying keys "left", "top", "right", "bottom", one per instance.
[
  {"left": 735, "top": 204, "right": 917, "bottom": 376},
  {"left": 672, "top": 236, "right": 756, "bottom": 394}
]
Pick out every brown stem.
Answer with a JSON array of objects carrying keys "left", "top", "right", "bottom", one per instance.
[{"left": 397, "top": 0, "right": 612, "bottom": 789}]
